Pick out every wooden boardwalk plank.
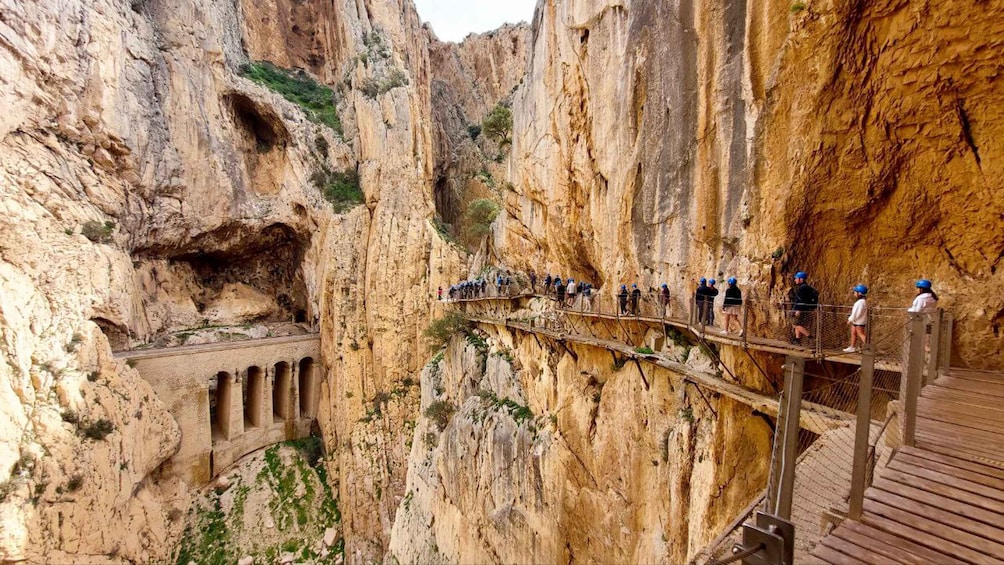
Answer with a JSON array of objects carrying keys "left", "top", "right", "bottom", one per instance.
[
  {"left": 873, "top": 477, "right": 1004, "bottom": 528},
  {"left": 921, "top": 386, "right": 1004, "bottom": 411},
  {"left": 811, "top": 542, "right": 869, "bottom": 565},
  {"left": 819, "top": 534, "right": 896, "bottom": 564},
  {"left": 888, "top": 458, "right": 1004, "bottom": 502},
  {"left": 879, "top": 467, "right": 1004, "bottom": 515},
  {"left": 895, "top": 452, "right": 1004, "bottom": 490},
  {"left": 915, "top": 430, "right": 1004, "bottom": 467},
  {"left": 867, "top": 489, "right": 1004, "bottom": 556},
  {"left": 917, "top": 401, "right": 1003, "bottom": 433},
  {"left": 945, "top": 369, "right": 1004, "bottom": 385},
  {"left": 838, "top": 520, "right": 966, "bottom": 565},
  {"left": 914, "top": 438, "right": 1004, "bottom": 472},
  {"left": 862, "top": 502, "right": 1004, "bottom": 564},
  {"left": 899, "top": 446, "right": 1004, "bottom": 482},
  {"left": 931, "top": 376, "right": 1004, "bottom": 398}
]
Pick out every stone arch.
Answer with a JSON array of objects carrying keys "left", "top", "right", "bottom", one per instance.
[
  {"left": 298, "top": 357, "right": 317, "bottom": 418},
  {"left": 210, "top": 371, "right": 235, "bottom": 440},
  {"left": 244, "top": 366, "right": 265, "bottom": 428},
  {"left": 273, "top": 361, "right": 291, "bottom": 421}
]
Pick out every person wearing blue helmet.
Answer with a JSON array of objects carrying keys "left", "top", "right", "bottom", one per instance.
[
  {"left": 555, "top": 275, "right": 565, "bottom": 306},
  {"left": 723, "top": 277, "right": 743, "bottom": 334},
  {"left": 705, "top": 279, "right": 720, "bottom": 326},
  {"left": 618, "top": 284, "right": 629, "bottom": 315},
  {"left": 789, "top": 271, "right": 819, "bottom": 345},
  {"left": 658, "top": 283, "right": 671, "bottom": 316},
  {"left": 908, "top": 279, "right": 939, "bottom": 314},
  {"left": 630, "top": 283, "right": 642, "bottom": 315},
  {"left": 695, "top": 278, "right": 709, "bottom": 325},
  {"left": 845, "top": 284, "right": 869, "bottom": 352}
]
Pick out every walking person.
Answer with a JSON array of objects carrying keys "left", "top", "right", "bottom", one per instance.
[
  {"left": 789, "top": 271, "right": 819, "bottom": 344},
  {"left": 695, "top": 278, "right": 709, "bottom": 325},
  {"left": 529, "top": 270, "right": 537, "bottom": 293},
  {"left": 555, "top": 276, "right": 566, "bottom": 306},
  {"left": 618, "top": 285, "right": 629, "bottom": 315},
  {"left": 908, "top": 279, "right": 939, "bottom": 314},
  {"left": 658, "top": 283, "right": 671, "bottom": 317},
  {"left": 844, "top": 284, "right": 868, "bottom": 352},
  {"left": 705, "top": 279, "right": 720, "bottom": 326},
  {"left": 544, "top": 273, "right": 552, "bottom": 297},
  {"left": 438, "top": 286, "right": 443, "bottom": 301},
  {"left": 566, "top": 278, "right": 577, "bottom": 308},
  {"left": 630, "top": 284, "right": 641, "bottom": 315},
  {"left": 722, "top": 278, "right": 743, "bottom": 334}
]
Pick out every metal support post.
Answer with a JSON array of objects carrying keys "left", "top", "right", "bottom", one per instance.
[
  {"left": 848, "top": 347, "right": 874, "bottom": 521},
  {"left": 901, "top": 314, "right": 926, "bottom": 448},
  {"left": 742, "top": 303, "right": 749, "bottom": 348},
  {"left": 939, "top": 311, "right": 953, "bottom": 372},
  {"left": 926, "top": 311, "right": 942, "bottom": 385},
  {"left": 772, "top": 356, "right": 805, "bottom": 521},
  {"left": 815, "top": 307, "right": 823, "bottom": 357}
]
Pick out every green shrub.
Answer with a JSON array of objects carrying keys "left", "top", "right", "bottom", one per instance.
[
  {"left": 467, "top": 124, "right": 482, "bottom": 140},
  {"left": 66, "top": 475, "right": 84, "bottom": 492},
  {"left": 680, "top": 407, "right": 695, "bottom": 424},
  {"left": 358, "top": 68, "right": 409, "bottom": 98},
  {"left": 61, "top": 410, "right": 79, "bottom": 424},
  {"left": 424, "top": 400, "right": 456, "bottom": 431},
  {"left": 240, "top": 61, "right": 342, "bottom": 134},
  {"left": 465, "top": 198, "right": 500, "bottom": 239},
  {"left": 635, "top": 346, "right": 655, "bottom": 355},
  {"left": 423, "top": 311, "right": 470, "bottom": 350},
  {"left": 790, "top": 1, "right": 806, "bottom": 13},
  {"left": 81, "top": 220, "right": 115, "bottom": 244},
  {"left": 310, "top": 167, "right": 363, "bottom": 213},
  {"left": 81, "top": 419, "right": 115, "bottom": 440},
  {"left": 482, "top": 103, "right": 513, "bottom": 148}
]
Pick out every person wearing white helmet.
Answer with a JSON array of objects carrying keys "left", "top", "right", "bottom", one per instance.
[
  {"left": 844, "top": 284, "right": 869, "bottom": 353},
  {"left": 566, "top": 278, "right": 577, "bottom": 307}
]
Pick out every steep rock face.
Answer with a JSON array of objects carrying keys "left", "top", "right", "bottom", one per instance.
[
  {"left": 389, "top": 326, "right": 772, "bottom": 564},
  {"left": 498, "top": 0, "right": 1003, "bottom": 367}
]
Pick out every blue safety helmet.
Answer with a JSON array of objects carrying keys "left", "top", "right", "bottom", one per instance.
[
  {"left": 632, "top": 284, "right": 637, "bottom": 288},
  {"left": 916, "top": 279, "right": 932, "bottom": 289},
  {"left": 794, "top": 271, "right": 808, "bottom": 280},
  {"left": 853, "top": 284, "right": 868, "bottom": 295},
  {"left": 662, "top": 283, "right": 668, "bottom": 288},
  {"left": 621, "top": 284, "right": 627, "bottom": 290},
  {"left": 699, "top": 278, "right": 707, "bottom": 284},
  {"left": 727, "top": 277, "right": 737, "bottom": 285},
  {"left": 709, "top": 279, "right": 716, "bottom": 285}
]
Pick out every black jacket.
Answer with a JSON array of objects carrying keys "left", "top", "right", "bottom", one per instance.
[{"left": 724, "top": 286, "right": 742, "bottom": 306}]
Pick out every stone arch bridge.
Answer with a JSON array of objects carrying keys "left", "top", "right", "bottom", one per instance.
[{"left": 116, "top": 334, "right": 321, "bottom": 485}]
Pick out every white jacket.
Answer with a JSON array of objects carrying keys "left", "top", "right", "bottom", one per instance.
[
  {"left": 848, "top": 298, "right": 867, "bottom": 325},
  {"left": 908, "top": 293, "right": 938, "bottom": 314}
]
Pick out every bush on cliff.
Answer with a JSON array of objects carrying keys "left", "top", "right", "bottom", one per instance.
[
  {"left": 240, "top": 61, "right": 342, "bottom": 135},
  {"left": 423, "top": 311, "right": 470, "bottom": 351}
]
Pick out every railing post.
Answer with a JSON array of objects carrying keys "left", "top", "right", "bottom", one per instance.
[
  {"left": 815, "top": 306, "right": 823, "bottom": 357},
  {"left": 940, "top": 312, "right": 953, "bottom": 372},
  {"left": 742, "top": 301, "right": 749, "bottom": 347},
  {"left": 848, "top": 347, "right": 874, "bottom": 521},
  {"left": 901, "top": 313, "right": 926, "bottom": 448},
  {"left": 926, "top": 311, "right": 942, "bottom": 385},
  {"left": 770, "top": 356, "right": 804, "bottom": 521}
]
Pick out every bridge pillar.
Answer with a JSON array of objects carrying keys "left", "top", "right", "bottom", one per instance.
[
  {"left": 273, "top": 361, "right": 292, "bottom": 421},
  {"left": 299, "top": 357, "right": 317, "bottom": 419},
  {"left": 214, "top": 371, "right": 244, "bottom": 441},
  {"left": 244, "top": 366, "right": 265, "bottom": 428}
]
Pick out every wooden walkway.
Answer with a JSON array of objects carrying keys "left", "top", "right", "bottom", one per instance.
[
  {"left": 449, "top": 295, "right": 904, "bottom": 372},
  {"left": 813, "top": 369, "right": 1004, "bottom": 564}
]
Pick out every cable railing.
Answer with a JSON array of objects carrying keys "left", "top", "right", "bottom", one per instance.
[{"left": 446, "top": 289, "right": 924, "bottom": 368}]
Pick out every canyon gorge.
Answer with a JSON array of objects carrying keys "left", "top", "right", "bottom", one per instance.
[{"left": 0, "top": 0, "right": 1001, "bottom": 563}]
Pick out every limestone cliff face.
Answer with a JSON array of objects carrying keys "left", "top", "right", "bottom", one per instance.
[
  {"left": 388, "top": 322, "right": 772, "bottom": 564},
  {"left": 497, "top": 0, "right": 1003, "bottom": 367}
]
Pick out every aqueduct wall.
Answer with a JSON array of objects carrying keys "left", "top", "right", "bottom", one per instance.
[{"left": 117, "top": 334, "right": 322, "bottom": 485}]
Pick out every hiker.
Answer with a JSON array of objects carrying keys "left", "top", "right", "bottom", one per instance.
[
  {"left": 582, "top": 282, "right": 593, "bottom": 310},
  {"left": 908, "top": 279, "right": 939, "bottom": 314},
  {"left": 695, "top": 278, "right": 709, "bottom": 324},
  {"left": 789, "top": 271, "right": 819, "bottom": 344},
  {"left": 529, "top": 270, "right": 537, "bottom": 293},
  {"left": 844, "top": 284, "right": 868, "bottom": 352},
  {"left": 723, "top": 278, "right": 743, "bottom": 334},
  {"left": 505, "top": 276, "right": 512, "bottom": 295},
  {"left": 438, "top": 286, "right": 443, "bottom": 301},
  {"left": 555, "top": 276, "right": 565, "bottom": 305},
  {"left": 544, "top": 273, "right": 552, "bottom": 296},
  {"left": 705, "top": 279, "right": 720, "bottom": 326},
  {"left": 630, "top": 284, "right": 641, "bottom": 315},
  {"left": 566, "top": 278, "right": 577, "bottom": 307},
  {"left": 618, "top": 285, "right": 629, "bottom": 315},
  {"left": 658, "top": 283, "right": 671, "bottom": 317}
]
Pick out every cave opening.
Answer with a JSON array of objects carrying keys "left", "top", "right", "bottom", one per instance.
[
  {"left": 92, "top": 317, "right": 130, "bottom": 351},
  {"left": 226, "top": 93, "right": 286, "bottom": 154}
]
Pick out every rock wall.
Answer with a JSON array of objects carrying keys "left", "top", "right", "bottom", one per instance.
[
  {"left": 388, "top": 326, "right": 772, "bottom": 564},
  {"left": 497, "top": 0, "right": 1004, "bottom": 367}
]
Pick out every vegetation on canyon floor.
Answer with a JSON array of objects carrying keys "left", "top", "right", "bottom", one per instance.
[
  {"left": 174, "top": 438, "right": 342, "bottom": 565},
  {"left": 241, "top": 61, "right": 342, "bottom": 135}
]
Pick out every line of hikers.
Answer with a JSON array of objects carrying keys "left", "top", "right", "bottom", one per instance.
[{"left": 440, "top": 268, "right": 941, "bottom": 354}]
